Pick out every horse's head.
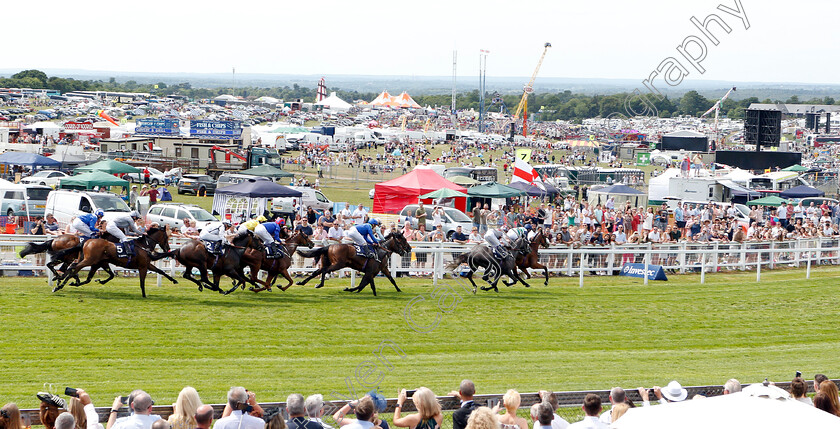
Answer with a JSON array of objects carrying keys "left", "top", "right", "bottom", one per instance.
[
  {"left": 292, "top": 231, "right": 314, "bottom": 248},
  {"left": 279, "top": 225, "right": 291, "bottom": 240},
  {"left": 385, "top": 231, "right": 412, "bottom": 257},
  {"left": 537, "top": 229, "right": 550, "bottom": 248},
  {"left": 145, "top": 225, "right": 171, "bottom": 253}
]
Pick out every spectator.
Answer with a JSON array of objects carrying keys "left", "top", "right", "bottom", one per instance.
[
  {"left": 608, "top": 404, "right": 629, "bottom": 424},
  {"left": 295, "top": 219, "right": 313, "bottom": 237},
  {"left": 141, "top": 186, "right": 158, "bottom": 205},
  {"left": 723, "top": 379, "right": 741, "bottom": 395},
  {"left": 110, "top": 391, "right": 160, "bottom": 429},
  {"left": 180, "top": 219, "right": 199, "bottom": 239},
  {"left": 790, "top": 377, "right": 812, "bottom": 405},
  {"left": 68, "top": 389, "right": 103, "bottom": 429},
  {"left": 332, "top": 396, "right": 374, "bottom": 429},
  {"left": 819, "top": 381, "right": 840, "bottom": 416},
  {"left": 450, "top": 380, "right": 477, "bottom": 429},
  {"left": 265, "top": 414, "right": 286, "bottom": 429},
  {"left": 353, "top": 204, "right": 368, "bottom": 226},
  {"left": 130, "top": 186, "right": 139, "bottom": 210},
  {"left": 599, "top": 387, "right": 625, "bottom": 424},
  {"left": 304, "top": 395, "right": 332, "bottom": 429},
  {"left": 464, "top": 407, "right": 497, "bottom": 429},
  {"left": 194, "top": 405, "right": 213, "bottom": 429},
  {"left": 30, "top": 216, "right": 45, "bottom": 235},
  {"left": 44, "top": 214, "right": 61, "bottom": 235},
  {"left": 468, "top": 227, "right": 482, "bottom": 243},
  {"left": 415, "top": 202, "right": 427, "bottom": 230},
  {"left": 56, "top": 414, "right": 75, "bottom": 429},
  {"left": 214, "top": 388, "right": 264, "bottom": 429},
  {"left": 451, "top": 226, "right": 468, "bottom": 244},
  {"left": 814, "top": 393, "right": 840, "bottom": 416},
  {"left": 536, "top": 390, "right": 568, "bottom": 429},
  {"left": 393, "top": 388, "right": 442, "bottom": 429},
  {"left": 528, "top": 402, "right": 552, "bottom": 429},
  {"left": 816, "top": 374, "right": 830, "bottom": 393},
  {"left": 286, "top": 394, "right": 323, "bottom": 429},
  {"left": 306, "top": 208, "right": 318, "bottom": 225},
  {"left": 1, "top": 404, "right": 23, "bottom": 429},
  {"left": 151, "top": 422, "right": 168, "bottom": 429},
  {"left": 652, "top": 381, "right": 687, "bottom": 403},
  {"left": 38, "top": 394, "right": 66, "bottom": 429},
  {"left": 497, "top": 390, "right": 527, "bottom": 429},
  {"left": 168, "top": 387, "right": 203, "bottom": 429},
  {"left": 567, "top": 394, "right": 606, "bottom": 429}
]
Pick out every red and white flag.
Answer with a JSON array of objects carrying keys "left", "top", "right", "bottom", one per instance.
[{"left": 512, "top": 157, "right": 540, "bottom": 184}]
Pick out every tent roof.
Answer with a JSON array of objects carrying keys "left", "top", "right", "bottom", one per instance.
[
  {"left": 370, "top": 91, "right": 393, "bottom": 106},
  {"left": 375, "top": 169, "right": 467, "bottom": 195},
  {"left": 748, "top": 195, "right": 789, "bottom": 206},
  {"left": 59, "top": 171, "right": 129, "bottom": 189},
  {"left": 239, "top": 164, "right": 295, "bottom": 178},
  {"left": 449, "top": 175, "right": 480, "bottom": 186},
  {"left": 315, "top": 92, "right": 352, "bottom": 109},
  {"left": 506, "top": 181, "right": 547, "bottom": 196},
  {"left": 663, "top": 130, "right": 705, "bottom": 138},
  {"left": 419, "top": 188, "right": 469, "bottom": 199},
  {"left": 215, "top": 178, "right": 302, "bottom": 198},
  {"left": 467, "top": 182, "right": 525, "bottom": 198},
  {"left": 75, "top": 159, "right": 141, "bottom": 174},
  {"left": 395, "top": 92, "right": 421, "bottom": 109},
  {"left": 782, "top": 164, "right": 808, "bottom": 172},
  {"left": 0, "top": 151, "right": 61, "bottom": 167},
  {"left": 779, "top": 184, "right": 825, "bottom": 199},
  {"left": 589, "top": 184, "right": 645, "bottom": 195}
]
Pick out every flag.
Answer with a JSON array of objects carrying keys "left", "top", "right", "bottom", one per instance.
[
  {"left": 515, "top": 148, "right": 532, "bottom": 162},
  {"left": 512, "top": 157, "right": 540, "bottom": 184},
  {"left": 701, "top": 86, "right": 736, "bottom": 118}
]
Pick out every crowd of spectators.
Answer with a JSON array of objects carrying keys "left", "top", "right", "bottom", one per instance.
[{"left": 5, "top": 376, "right": 838, "bottom": 429}]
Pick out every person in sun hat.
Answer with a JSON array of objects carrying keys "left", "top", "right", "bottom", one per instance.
[{"left": 654, "top": 380, "right": 688, "bottom": 403}]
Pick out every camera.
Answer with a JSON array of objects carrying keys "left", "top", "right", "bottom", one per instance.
[
  {"left": 796, "top": 371, "right": 802, "bottom": 378},
  {"left": 121, "top": 396, "right": 129, "bottom": 405},
  {"left": 65, "top": 387, "right": 79, "bottom": 398},
  {"left": 406, "top": 389, "right": 417, "bottom": 398}
]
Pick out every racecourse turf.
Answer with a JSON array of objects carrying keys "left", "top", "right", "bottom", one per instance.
[{"left": 0, "top": 267, "right": 838, "bottom": 408}]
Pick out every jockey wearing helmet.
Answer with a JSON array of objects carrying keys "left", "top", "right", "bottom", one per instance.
[
  {"left": 346, "top": 218, "right": 381, "bottom": 260},
  {"left": 72, "top": 209, "right": 105, "bottom": 238}
]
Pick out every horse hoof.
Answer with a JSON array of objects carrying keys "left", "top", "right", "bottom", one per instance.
[
  {"left": 314, "top": 284, "right": 324, "bottom": 289},
  {"left": 342, "top": 288, "right": 353, "bottom": 292},
  {"left": 52, "top": 287, "right": 62, "bottom": 293},
  {"left": 296, "top": 281, "right": 306, "bottom": 286}
]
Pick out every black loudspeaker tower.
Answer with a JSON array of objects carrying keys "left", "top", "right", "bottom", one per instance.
[
  {"left": 806, "top": 113, "right": 818, "bottom": 130},
  {"left": 827, "top": 113, "right": 832, "bottom": 133},
  {"left": 744, "top": 108, "right": 781, "bottom": 152}
]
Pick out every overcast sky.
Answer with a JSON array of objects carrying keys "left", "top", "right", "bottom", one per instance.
[{"left": 6, "top": 0, "right": 839, "bottom": 84}]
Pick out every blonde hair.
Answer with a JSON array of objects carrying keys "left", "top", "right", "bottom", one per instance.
[
  {"left": 502, "top": 390, "right": 520, "bottom": 412},
  {"left": 170, "top": 387, "right": 202, "bottom": 427},
  {"left": 610, "top": 403, "right": 629, "bottom": 423},
  {"left": 465, "top": 407, "right": 498, "bottom": 429},
  {"left": 411, "top": 387, "right": 441, "bottom": 420},
  {"left": 67, "top": 398, "right": 86, "bottom": 429}
]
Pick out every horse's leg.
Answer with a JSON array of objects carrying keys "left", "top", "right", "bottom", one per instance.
[
  {"left": 466, "top": 269, "right": 478, "bottom": 294},
  {"left": 532, "top": 262, "right": 549, "bottom": 285},
  {"left": 381, "top": 265, "right": 401, "bottom": 292},
  {"left": 297, "top": 264, "right": 325, "bottom": 286},
  {"left": 145, "top": 261, "right": 178, "bottom": 284},
  {"left": 97, "top": 264, "right": 116, "bottom": 285},
  {"left": 46, "top": 258, "right": 61, "bottom": 278},
  {"left": 278, "top": 267, "right": 295, "bottom": 292},
  {"left": 138, "top": 268, "right": 147, "bottom": 298}
]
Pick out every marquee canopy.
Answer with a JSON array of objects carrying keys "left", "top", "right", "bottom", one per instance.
[{"left": 373, "top": 169, "right": 467, "bottom": 213}]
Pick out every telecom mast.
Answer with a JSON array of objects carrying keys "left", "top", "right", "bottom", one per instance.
[
  {"left": 478, "top": 49, "right": 488, "bottom": 133},
  {"left": 451, "top": 50, "right": 457, "bottom": 125},
  {"left": 513, "top": 43, "right": 551, "bottom": 136}
]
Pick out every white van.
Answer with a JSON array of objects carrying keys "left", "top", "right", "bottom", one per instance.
[
  {"left": 272, "top": 186, "right": 332, "bottom": 213},
  {"left": 45, "top": 190, "right": 133, "bottom": 228}
]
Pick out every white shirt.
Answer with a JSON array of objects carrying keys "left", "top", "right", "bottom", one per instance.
[
  {"left": 339, "top": 419, "right": 374, "bottom": 429},
  {"left": 352, "top": 208, "right": 367, "bottom": 225},
  {"left": 213, "top": 411, "right": 265, "bottom": 429},
  {"left": 551, "top": 413, "right": 569, "bottom": 429},
  {"left": 567, "top": 416, "right": 607, "bottom": 429},
  {"left": 328, "top": 226, "right": 344, "bottom": 241},
  {"left": 111, "top": 414, "right": 161, "bottom": 429},
  {"left": 83, "top": 404, "right": 105, "bottom": 429}
]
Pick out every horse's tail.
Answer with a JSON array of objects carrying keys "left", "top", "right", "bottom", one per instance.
[
  {"left": 297, "top": 246, "right": 328, "bottom": 259},
  {"left": 52, "top": 244, "right": 81, "bottom": 261},
  {"left": 446, "top": 252, "right": 469, "bottom": 270},
  {"left": 19, "top": 239, "right": 53, "bottom": 257},
  {"left": 150, "top": 250, "right": 175, "bottom": 261}
]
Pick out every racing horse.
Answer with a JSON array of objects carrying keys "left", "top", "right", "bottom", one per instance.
[
  {"left": 54, "top": 226, "right": 177, "bottom": 298},
  {"left": 447, "top": 237, "right": 531, "bottom": 293},
  {"left": 295, "top": 232, "right": 412, "bottom": 296},
  {"left": 245, "top": 231, "right": 315, "bottom": 292},
  {"left": 515, "top": 229, "right": 551, "bottom": 286},
  {"left": 170, "top": 231, "right": 264, "bottom": 295},
  {"left": 19, "top": 234, "right": 83, "bottom": 282}
]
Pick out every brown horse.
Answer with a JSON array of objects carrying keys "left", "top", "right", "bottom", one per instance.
[
  {"left": 20, "top": 234, "right": 82, "bottom": 281},
  {"left": 515, "top": 229, "right": 551, "bottom": 285},
  {"left": 170, "top": 231, "right": 264, "bottom": 295},
  {"left": 54, "top": 226, "right": 177, "bottom": 298},
  {"left": 296, "top": 232, "right": 412, "bottom": 296},
  {"left": 246, "top": 231, "right": 315, "bottom": 292}
]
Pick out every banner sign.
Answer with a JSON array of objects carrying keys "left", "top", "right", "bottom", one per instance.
[
  {"left": 619, "top": 263, "right": 668, "bottom": 281},
  {"left": 64, "top": 121, "right": 94, "bottom": 130},
  {"left": 135, "top": 119, "right": 180, "bottom": 136},
  {"left": 515, "top": 148, "right": 532, "bottom": 162},
  {"left": 190, "top": 120, "right": 241, "bottom": 139}
]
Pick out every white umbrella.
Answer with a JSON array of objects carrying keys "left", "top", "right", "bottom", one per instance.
[{"left": 612, "top": 391, "right": 840, "bottom": 429}]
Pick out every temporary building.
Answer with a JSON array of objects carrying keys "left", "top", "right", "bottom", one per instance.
[
  {"left": 0, "top": 151, "right": 61, "bottom": 168},
  {"left": 59, "top": 171, "right": 130, "bottom": 191},
  {"left": 779, "top": 185, "right": 825, "bottom": 199},
  {"left": 395, "top": 92, "right": 421, "bottom": 109},
  {"left": 467, "top": 182, "right": 525, "bottom": 199},
  {"left": 588, "top": 184, "right": 647, "bottom": 207},
  {"left": 748, "top": 195, "right": 789, "bottom": 207},
  {"left": 373, "top": 169, "right": 467, "bottom": 213},
  {"left": 507, "top": 181, "right": 548, "bottom": 197},
  {"left": 370, "top": 91, "right": 394, "bottom": 107},
  {"left": 212, "top": 178, "right": 302, "bottom": 223},
  {"left": 315, "top": 92, "right": 352, "bottom": 111}
]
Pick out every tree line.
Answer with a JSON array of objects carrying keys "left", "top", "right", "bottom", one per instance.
[{"left": 3, "top": 70, "right": 837, "bottom": 121}]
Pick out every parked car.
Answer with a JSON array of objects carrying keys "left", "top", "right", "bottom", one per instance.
[
  {"left": 397, "top": 204, "right": 473, "bottom": 239},
  {"left": 127, "top": 167, "right": 166, "bottom": 185},
  {"left": 20, "top": 170, "right": 69, "bottom": 187},
  {"left": 217, "top": 173, "right": 270, "bottom": 188},
  {"left": 0, "top": 183, "right": 51, "bottom": 217},
  {"left": 146, "top": 203, "right": 217, "bottom": 231},
  {"left": 45, "top": 190, "right": 132, "bottom": 227},
  {"left": 177, "top": 174, "right": 216, "bottom": 196}
]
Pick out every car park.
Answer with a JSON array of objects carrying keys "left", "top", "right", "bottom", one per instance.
[
  {"left": 146, "top": 203, "right": 217, "bottom": 231},
  {"left": 0, "top": 183, "right": 51, "bottom": 217},
  {"left": 177, "top": 174, "right": 216, "bottom": 196}
]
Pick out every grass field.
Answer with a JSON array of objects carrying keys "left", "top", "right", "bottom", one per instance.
[{"left": 1, "top": 266, "right": 839, "bottom": 409}]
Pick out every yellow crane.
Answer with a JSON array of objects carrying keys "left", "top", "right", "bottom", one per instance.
[{"left": 513, "top": 42, "right": 551, "bottom": 136}]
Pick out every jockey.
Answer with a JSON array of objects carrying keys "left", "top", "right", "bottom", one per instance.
[
  {"left": 346, "top": 218, "right": 381, "bottom": 260},
  {"left": 105, "top": 211, "right": 143, "bottom": 243},
  {"left": 506, "top": 224, "right": 532, "bottom": 243},
  {"left": 236, "top": 215, "right": 267, "bottom": 238},
  {"left": 254, "top": 219, "right": 285, "bottom": 258},
  {"left": 199, "top": 219, "right": 233, "bottom": 255},
  {"left": 484, "top": 227, "right": 508, "bottom": 259},
  {"left": 72, "top": 209, "right": 104, "bottom": 238}
]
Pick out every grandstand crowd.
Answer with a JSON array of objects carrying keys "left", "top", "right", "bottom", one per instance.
[{"left": 4, "top": 376, "right": 838, "bottom": 429}]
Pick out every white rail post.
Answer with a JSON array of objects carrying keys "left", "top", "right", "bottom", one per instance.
[
  {"left": 806, "top": 244, "right": 812, "bottom": 280},
  {"left": 700, "top": 252, "right": 705, "bottom": 284},
  {"left": 679, "top": 241, "right": 687, "bottom": 274},
  {"left": 712, "top": 242, "right": 719, "bottom": 273},
  {"left": 46, "top": 252, "right": 53, "bottom": 288},
  {"left": 579, "top": 249, "right": 584, "bottom": 288},
  {"left": 567, "top": 248, "right": 573, "bottom": 277},
  {"left": 350, "top": 270, "right": 356, "bottom": 288},
  {"left": 756, "top": 250, "right": 761, "bottom": 282},
  {"left": 769, "top": 241, "right": 775, "bottom": 270},
  {"left": 433, "top": 242, "right": 441, "bottom": 286},
  {"left": 643, "top": 245, "right": 650, "bottom": 286},
  {"left": 739, "top": 242, "right": 746, "bottom": 271}
]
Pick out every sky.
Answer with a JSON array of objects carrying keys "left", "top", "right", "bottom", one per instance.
[{"left": 5, "top": 0, "right": 840, "bottom": 84}]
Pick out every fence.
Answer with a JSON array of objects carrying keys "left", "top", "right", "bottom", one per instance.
[
  {"left": 17, "top": 379, "right": 833, "bottom": 426},
  {"left": 1, "top": 236, "right": 839, "bottom": 288}
]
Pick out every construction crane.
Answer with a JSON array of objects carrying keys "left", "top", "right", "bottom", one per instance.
[{"left": 513, "top": 42, "right": 551, "bottom": 137}]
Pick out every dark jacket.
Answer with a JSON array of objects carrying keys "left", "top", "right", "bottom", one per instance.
[{"left": 452, "top": 401, "right": 478, "bottom": 429}]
